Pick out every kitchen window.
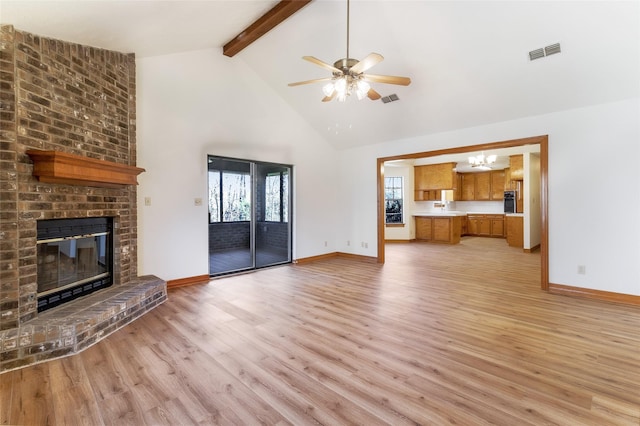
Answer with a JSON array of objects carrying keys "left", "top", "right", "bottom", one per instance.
[{"left": 384, "top": 176, "right": 403, "bottom": 224}]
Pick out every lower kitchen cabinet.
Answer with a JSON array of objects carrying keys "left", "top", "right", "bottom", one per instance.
[
  {"left": 506, "top": 215, "right": 524, "bottom": 248},
  {"left": 490, "top": 216, "right": 504, "bottom": 236},
  {"left": 415, "top": 216, "right": 462, "bottom": 244},
  {"left": 466, "top": 214, "right": 505, "bottom": 237}
]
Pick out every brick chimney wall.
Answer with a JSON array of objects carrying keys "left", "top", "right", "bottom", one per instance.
[{"left": 0, "top": 25, "right": 139, "bottom": 331}]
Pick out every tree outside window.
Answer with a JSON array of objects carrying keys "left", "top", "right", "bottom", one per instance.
[
  {"left": 265, "top": 171, "right": 289, "bottom": 222},
  {"left": 208, "top": 170, "right": 251, "bottom": 223},
  {"left": 385, "top": 176, "right": 403, "bottom": 224}
]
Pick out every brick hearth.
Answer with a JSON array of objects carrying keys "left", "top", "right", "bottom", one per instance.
[
  {"left": 0, "top": 275, "right": 166, "bottom": 373},
  {"left": 0, "top": 25, "right": 166, "bottom": 372}
]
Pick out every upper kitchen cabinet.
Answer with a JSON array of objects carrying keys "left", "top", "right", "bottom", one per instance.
[
  {"left": 459, "top": 170, "right": 504, "bottom": 201},
  {"left": 490, "top": 170, "right": 505, "bottom": 199},
  {"left": 474, "top": 172, "right": 491, "bottom": 200},
  {"left": 414, "top": 162, "right": 457, "bottom": 200},
  {"left": 509, "top": 155, "right": 524, "bottom": 180},
  {"left": 504, "top": 167, "right": 512, "bottom": 190},
  {"left": 414, "top": 189, "right": 441, "bottom": 201},
  {"left": 460, "top": 173, "right": 475, "bottom": 200}
]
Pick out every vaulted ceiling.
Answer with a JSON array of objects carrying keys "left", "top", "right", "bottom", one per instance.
[{"left": 2, "top": 0, "right": 639, "bottom": 150}]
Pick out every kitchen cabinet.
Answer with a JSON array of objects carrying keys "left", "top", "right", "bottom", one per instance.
[
  {"left": 506, "top": 215, "right": 524, "bottom": 248},
  {"left": 509, "top": 155, "right": 524, "bottom": 180},
  {"left": 466, "top": 214, "right": 505, "bottom": 237},
  {"left": 490, "top": 216, "right": 504, "bottom": 237},
  {"left": 414, "top": 162, "right": 457, "bottom": 201},
  {"left": 504, "top": 167, "right": 517, "bottom": 191},
  {"left": 415, "top": 216, "right": 433, "bottom": 240},
  {"left": 459, "top": 171, "right": 504, "bottom": 201},
  {"left": 515, "top": 180, "right": 524, "bottom": 213},
  {"left": 490, "top": 170, "right": 505, "bottom": 199},
  {"left": 415, "top": 216, "right": 462, "bottom": 244},
  {"left": 414, "top": 189, "right": 441, "bottom": 201},
  {"left": 474, "top": 172, "right": 491, "bottom": 200},
  {"left": 460, "top": 174, "right": 475, "bottom": 200}
]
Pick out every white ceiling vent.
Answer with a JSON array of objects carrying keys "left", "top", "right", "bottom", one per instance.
[
  {"left": 529, "top": 48, "right": 545, "bottom": 61},
  {"left": 381, "top": 94, "right": 400, "bottom": 104},
  {"left": 544, "top": 43, "right": 561, "bottom": 56},
  {"left": 529, "top": 43, "right": 561, "bottom": 61}
]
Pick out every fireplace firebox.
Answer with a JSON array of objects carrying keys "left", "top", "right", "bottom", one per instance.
[{"left": 36, "top": 217, "right": 113, "bottom": 312}]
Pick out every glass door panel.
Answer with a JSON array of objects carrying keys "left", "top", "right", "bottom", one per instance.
[
  {"left": 208, "top": 157, "right": 254, "bottom": 275},
  {"left": 255, "top": 164, "right": 292, "bottom": 268}
]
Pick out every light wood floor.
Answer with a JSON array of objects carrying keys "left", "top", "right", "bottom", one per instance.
[{"left": 2, "top": 237, "right": 639, "bottom": 425}]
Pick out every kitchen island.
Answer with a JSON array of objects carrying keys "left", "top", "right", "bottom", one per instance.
[
  {"left": 413, "top": 211, "right": 509, "bottom": 244},
  {"left": 413, "top": 211, "right": 465, "bottom": 244}
]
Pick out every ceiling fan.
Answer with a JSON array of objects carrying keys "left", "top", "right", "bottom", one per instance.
[{"left": 288, "top": 0, "right": 411, "bottom": 102}]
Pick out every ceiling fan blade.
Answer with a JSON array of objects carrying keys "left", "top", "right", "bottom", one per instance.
[
  {"left": 367, "top": 88, "right": 381, "bottom": 101},
  {"left": 350, "top": 53, "right": 384, "bottom": 74},
  {"left": 322, "top": 91, "right": 337, "bottom": 102},
  {"left": 288, "top": 77, "right": 333, "bottom": 87},
  {"left": 364, "top": 74, "right": 412, "bottom": 86},
  {"left": 303, "top": 56, "right": 342, "bottom": 73}
]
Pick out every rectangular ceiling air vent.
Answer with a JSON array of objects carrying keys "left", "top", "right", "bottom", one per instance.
[
  {"left": 529, "top": 43, "right": 561, "bottom": 61},
  {"left": 529, "top": 48, "right": 545, "bottom": 61},
  {"left": 544, "top": 43, "right": 561, "bottom": 56},
  {"left": 381, "top": 94, "right": 400, "bottom": 104}
]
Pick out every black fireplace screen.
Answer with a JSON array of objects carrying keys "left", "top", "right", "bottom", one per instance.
[{"left": 36, "top": 217, "right": 113, "bottom": 312}]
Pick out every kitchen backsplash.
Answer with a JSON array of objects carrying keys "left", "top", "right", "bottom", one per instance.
[{"left": 414, "top": 200, "right": 504, "bottom": 213}]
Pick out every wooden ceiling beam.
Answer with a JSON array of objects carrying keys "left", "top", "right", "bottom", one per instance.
[{"left": 223, "top": 0, "right": 312, "bottom": 57}]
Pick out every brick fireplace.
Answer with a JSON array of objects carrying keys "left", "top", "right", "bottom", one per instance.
[{"left": 0, "top": 25, "right": 166, "bottom": 372}]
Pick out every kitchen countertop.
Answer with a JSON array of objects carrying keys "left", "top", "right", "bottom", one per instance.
[
  {"left": 413, "top": 211, "right": 467, "bottom": 217},
  {"left": 414, "top": 211, "right": 513, "bottom": 217},
  {"left": 466, "top": 211, "right": 507, "bottom": 215}
]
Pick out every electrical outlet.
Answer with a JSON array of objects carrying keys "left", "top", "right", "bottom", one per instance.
[
  {"left": 324, "top": 241, "right": 327, "bottom": 247},
  {"left": 194, "top": 198, "right": 203, "bottom": 206},
  {"left": 144, "top": 197, "right": 151, "bottom": 206},
  {"left": 347, "top": 240, "right": 350, "bottom": 246},
  {"left": 577, "top": 265, "right": 586, "bottom": 275}
]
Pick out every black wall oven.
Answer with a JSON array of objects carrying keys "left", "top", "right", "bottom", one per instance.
[{"left": 504, "top": 190, "right": 516, "bottom": 213}]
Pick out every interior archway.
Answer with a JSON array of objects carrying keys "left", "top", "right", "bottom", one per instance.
[{"left": 376, "top": 135, "right": 549, "bottom": 290}]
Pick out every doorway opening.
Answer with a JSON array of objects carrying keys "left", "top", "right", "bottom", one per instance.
[
  {"left": 207, "top": 156, "right": 292, "bottom": 276},
  {"left": 376, "top": 135, "right": 549, "bottom": 290}
]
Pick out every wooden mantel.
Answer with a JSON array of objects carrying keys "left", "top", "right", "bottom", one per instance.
[{"left": 26, "top": 150, "right": 145, "bottom": 188}]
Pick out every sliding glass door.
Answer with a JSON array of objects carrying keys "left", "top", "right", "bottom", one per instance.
[{"left": 208, "top": 156, "right": 292, "bottom": 276}]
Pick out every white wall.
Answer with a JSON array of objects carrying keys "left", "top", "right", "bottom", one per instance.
[
  {"left": 338, "top": 98, "right": 640, "bottom": 296},
  {"left": 136, "top": 48, "right": 339, "bottom": 281},
  {"left": 383, "top": 164, "right": 413, "bottom": 241},
  {"left": 525, "top": 152, "right": 541, "bottom": 250}
]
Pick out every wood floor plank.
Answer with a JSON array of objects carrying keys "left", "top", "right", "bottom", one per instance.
[
  {"left": 0, "top": 369, "right": 14, "bottom": 424},
  {"left": 49, "top": 355, "right": 105, "bottom": 425},
  {"left": 9, "top": 363, "right": 56, "bottom": 425},
  {"left": 2, "top": 237, "right": 639, "bottom": 425}
]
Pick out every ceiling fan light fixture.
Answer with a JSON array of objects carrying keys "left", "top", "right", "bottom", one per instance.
[
  {"left": 322, "top": 82, "right": 335, "bottom": 97},
  {"left": 355, "top": 79, "right": 370, "bottom": 100},
  {"left": 335, "top": 77, "right": 348, "bottom": 99},
  {"left": 288, "top": 0, "right": 411, "bottom": 102}
]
